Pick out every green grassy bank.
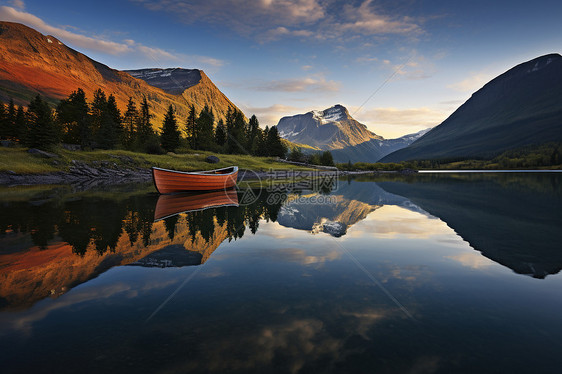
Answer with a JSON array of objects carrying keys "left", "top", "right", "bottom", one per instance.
[{"left": 0, "top": 146, "right": 312, "bottom": 175}]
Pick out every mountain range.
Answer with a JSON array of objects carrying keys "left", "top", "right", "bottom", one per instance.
[
  {"left": 382, "top": 53, "right": 562, "bottom": 162},
  {"left": 0, "top": 21, "right": 242, "bottom": 126},
  {"left": 277, "top": 104, "right": 428, "bottom": 163}
]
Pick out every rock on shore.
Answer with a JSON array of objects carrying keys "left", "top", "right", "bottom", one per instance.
[{"left": 0, "top": 160, "right": 152, "bottom": 189}]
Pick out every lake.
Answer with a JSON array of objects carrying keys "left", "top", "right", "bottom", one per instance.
[{"left": 1, "top": 172, "right": 561, "bottom": 373}]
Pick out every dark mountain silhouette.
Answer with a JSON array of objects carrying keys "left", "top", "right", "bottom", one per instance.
[{"left": 382, "top": 54, "right": 562, "bottom": 162}]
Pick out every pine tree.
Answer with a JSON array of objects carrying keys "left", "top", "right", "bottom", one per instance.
[
  {"left": 320, "top": 150, "right": 335, "bottom": 166},
  {"left": 0, "top": 100, "right": 6, "bottom": 139},
  {"left": 215, "top": 118, "right": 226, "bottom": 147},
  {"left": 288, "top": 147, "right": 304, "bottom": 162},
  {"left": 56, "top": 88, "right": 91, "bottom": 147},
  {"left": 250, "top": 126, "right": 264, "bottom": 155},
  {"left": 0, "top": 98, "right": 19, "bottom": 141},
  {"left": 14, "top": 106, "right": 26, "bottom": 142},
  {"left": 255, "top": 125, "right": 268, "bottom": 156},
  {"left": 226, "top": 109, "right": 247, "bottom": 154},
  {"left": 90, "top": 91, "right": 119, "bottom": 149},
  {"left": 184, "top": 104, "right": 197, "bottom": 148},
  {"left": 107, "top": 94, "right": 123, "bottom": 146},
  {"left": 123, "top": 97, "right": 138, "bottom": 148},
  {"left": 90, "top": 89, "right": 108, "bottom": 148},
  {"left": 266, "top": 126, "right": 286, "bottom": 158},
  {"left": 6, "top": 99, "right": 16, "bottom": 140},
  {"left": 136, "top": 96, "right": 154, "bottom": 146},
  {"left": 25, "top": 95, "right": 59, "bottom": 149},
  {"left": 246, "top": 115, "right": 260, "bottom": 151},
  {"left": 196, "top": 105, "right": 215, "bottom": 150},
  {"left": 160, "top": 105, "right": 180, "bottom": 152}
]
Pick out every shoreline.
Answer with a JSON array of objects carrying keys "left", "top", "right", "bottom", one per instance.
[{"left": 0, "top": 164, "right": 416, "bottom": 189}]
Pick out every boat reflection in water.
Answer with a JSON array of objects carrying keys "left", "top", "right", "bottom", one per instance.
[{"left": 154, "top": 188, "right": 239, "bottom": 221}]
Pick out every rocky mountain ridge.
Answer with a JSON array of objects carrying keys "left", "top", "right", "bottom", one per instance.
[
  {"left": 277, "top": 104, "right": 428, "bottom": 162},
  {"left": 0, "top": 21, "right": 243, "bottom": 127}
]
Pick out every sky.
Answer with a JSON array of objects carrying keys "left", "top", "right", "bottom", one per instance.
[{"left": 1, "top": 0, "right": 561, "bottom": 138}]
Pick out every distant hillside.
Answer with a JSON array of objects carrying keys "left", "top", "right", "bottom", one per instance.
[
  {"left": 0, "top": 21, "right": 244, "bottom": 127},
  {"left": 382, "top": 54, "right": 562, "bottom": 162},
  {"left": 277, "top": 104, "right": 428, "bottom": 162},
  {"left": 331, "top": 128, "right": 430, "bottom": 163}
]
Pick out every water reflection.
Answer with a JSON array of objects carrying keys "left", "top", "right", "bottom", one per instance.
[
  {"left": 1, "top": 174, "right": 562, "bottom": 373},
  {"left": 154, "top": 189, "right": 239, "bottom": 221},
  {"left": 377, "top": 172, "right": 562, "bottom": 278},
  {"left": 1, "top": 172, "right": 561, "bottom": 314},
  {"left": 0, "top": 186, "right": 283, "bottom": 310}
]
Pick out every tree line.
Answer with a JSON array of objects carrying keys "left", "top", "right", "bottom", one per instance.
[
  {"left": 0, "top": 188, "right": 288, "bottom": 255},
  {"left": 0, "top": 89, "right": 287, "bottom": 158},
  {"left": 161, "top": 103, "right": 286, "bottom": 157},
  {"left": 287, "top": 146, "right": 335, "bottom": 166}
]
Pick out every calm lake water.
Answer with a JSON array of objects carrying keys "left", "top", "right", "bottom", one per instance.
[{"left": 1, "top": 173, "right": 561, "bottom": 373}]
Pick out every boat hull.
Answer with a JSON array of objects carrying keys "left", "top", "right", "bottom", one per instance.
[{"left": 152, "top": 166, "right": 238, "bottom": 194}]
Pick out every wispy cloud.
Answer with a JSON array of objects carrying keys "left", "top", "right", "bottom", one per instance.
[
  {"left": 379, "top": 52, "right": 436, "bottom": 80},
  {"left": 239, "top": 103, "right": 308, "bottom": 127},
  {"left": 447, "top": 252, "right": 494, "bottom": 270},
  {"left": 0, "top": 4, "right": 224, "bottom": 69},
  {"left": 448, "top": 72, "right": 493, "bottom": 92},
  {"left": 353, "top": 106, "right": 447, "bottom": 128},
  {"left": 253, "top": 75, "right": 340, "bottom": 92},
  {"left": 9, "top": 0, "right": 24, "bottom": 9},
  {"left": 0, "top": 5, "right": 131, "bottom": 54},
  {"left": 132, "top": 0, "right": 425, "bottom": 42},
  {"left": 337, "top": 0, "right": 422, "bottom": 36}
]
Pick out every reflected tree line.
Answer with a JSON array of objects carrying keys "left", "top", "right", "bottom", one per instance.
[{"left": 0, "top": 190, "right": 286, "bottom": 256}]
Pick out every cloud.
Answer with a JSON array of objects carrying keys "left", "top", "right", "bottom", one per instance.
[
  {"left": 133, "top": 0, "right": 325, "bottom": 33},
  {"left": 238, "top": 103, "right": 308, "bottom": 127},
  {"left": 261, "top": 26, "right": 315, "bottom": 42},
  {"left": 0, "top": 5, "right": 131, "bottom": 54},
  {"left": 136, "top": 44, "right": 177, "bottom": 60},
  {"left": 9, "top": 0, "right": 24, "bottom": 9},
  {"left": 379, "top": 53, "right": 436, "bottom": 80},
  {"left": 132, "top": 0, "right": 424, "bottom": 42},
  {"left": 353, "top": 106, "right": 447, "bottom": 128},
  {"left": 447, "top": 252, "right": 494, "bottom": 270},
  {"left": 356, "top": 56, "right": 380, "bottom": 64},
  {"left": 259, "top": 247, "right": 342, "bottom": 266},
  {"left": 0, "top": 5, "right": 224, "bottom": 69},
  {"left": 254, "top": 75, "right": 340, "bottom": 92},
  {"left": 448, "top": 72, "right": 493, "bottom": 92},
  {"left": 347, "top": 205, "right": 453, "bottom": 240},
  {"left": 338, "top": 0, "right": 422, "bottom": 36}
]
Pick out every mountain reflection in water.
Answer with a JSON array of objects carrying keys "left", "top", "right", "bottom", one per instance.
[{"left": 1, "top": 172, "right": 561, "bottom": 313}]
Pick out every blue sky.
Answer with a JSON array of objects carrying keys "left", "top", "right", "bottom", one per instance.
[{"left": 1, "top": 0, "right": 561, "bottom": 138}]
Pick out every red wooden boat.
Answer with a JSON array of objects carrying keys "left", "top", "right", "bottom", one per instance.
[
  {"left": 152, "top": 166, "right": 238, "bottom": 194},
  {"left": 154, "top": 189, "right": 239, "bottom": 221}
]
